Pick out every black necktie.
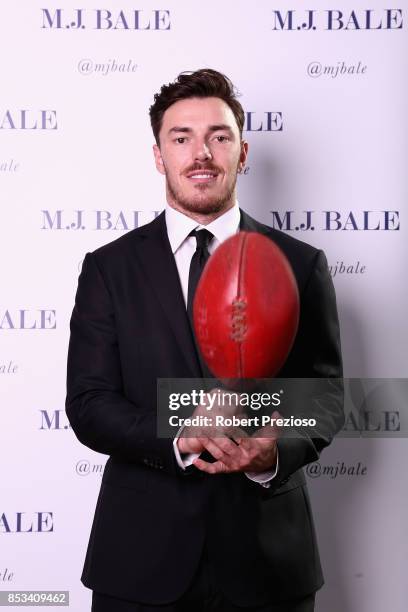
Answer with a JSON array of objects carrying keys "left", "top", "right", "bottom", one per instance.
[
  {"left": 187, "top": 229, "right": 216, "bottom": 465},
  {"left": 187, "top": 229, "right": 214, "bottom": 325}
]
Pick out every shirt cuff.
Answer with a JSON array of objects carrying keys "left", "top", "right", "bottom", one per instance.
[
  {"left": 173, "top": 431, "right": 200, "bottom": 470},
  {"left": 244, "top": 449, "right": 279, "bottom": 488}
]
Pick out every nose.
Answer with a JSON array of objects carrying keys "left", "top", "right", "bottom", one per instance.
[{"left": 194, "top": 140, "right": 212, "bottom": 162}]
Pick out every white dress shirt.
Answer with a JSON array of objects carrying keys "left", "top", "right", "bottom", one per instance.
[{"left": 165, "top": 202, "right": 278, "bottom": 487}]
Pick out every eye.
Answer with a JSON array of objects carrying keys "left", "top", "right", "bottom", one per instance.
[
  {"left": 175, "top": 137, "right": 187, "bottom": 144},
  {"left": 214, "top": 135, "right": 229, "bottom": 143}
]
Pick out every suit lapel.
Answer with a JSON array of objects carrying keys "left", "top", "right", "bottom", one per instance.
[{"left": 133, "top": 212, "right": 202, "bottom": 377}]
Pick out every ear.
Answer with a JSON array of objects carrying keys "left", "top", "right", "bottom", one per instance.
[
  {"left": 153, "top": 144, "right": 166, "bottom": 175},
  {"left": 238, "top": 140, "right": 249, "bottom": 173}
]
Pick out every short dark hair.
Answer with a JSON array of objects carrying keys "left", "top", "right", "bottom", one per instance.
[{"left": 149, "top": 68, "right": 245, "bottom": 145}]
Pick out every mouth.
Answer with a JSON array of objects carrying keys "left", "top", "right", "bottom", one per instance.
[{"left": 185, "top": 170, "right": 219, "bottom": 184}]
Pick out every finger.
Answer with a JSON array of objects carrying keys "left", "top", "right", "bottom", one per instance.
[
  {"left": 237, "top": 435, "right": 259, "bottom": 450},
  {"left": 251, "top": 413, "right": 282, "bottom": 439},
  {"left": 193, "top": 457, "right": 228, "bottom": 474},
  {"left": 251, "top": 426, "right": 279, "bottom": 440},
  {"left": 199, "top": 438, "right": 236, "bottom": 464},
  {"left": 230, "top": 427, "right": 250, "bottom": 445},
  {"left": 270, "top": 410, "right": 283, "bottom": 433},
  {"left": 224, "top": 425, "right": 248, "bottom": 442},
  {"left": 205, "top": 436, "right": 243, "bottom": 458},
  {"left": 179, "top": 437, "right": 206, "bottom": 454}
]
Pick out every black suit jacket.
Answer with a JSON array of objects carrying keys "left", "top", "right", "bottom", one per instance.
[{"left": 65, "top": 209, "right": 343, "bottom": 606}]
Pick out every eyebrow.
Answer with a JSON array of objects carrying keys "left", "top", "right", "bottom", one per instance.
[{"left": 167, "top": 124, "right": 234, "bottom": 135}]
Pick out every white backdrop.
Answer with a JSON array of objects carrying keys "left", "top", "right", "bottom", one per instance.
[{"left": 1, "top": 1, "right": 407, "bottom": 610}]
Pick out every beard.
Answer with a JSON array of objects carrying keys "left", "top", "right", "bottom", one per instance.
[{"left": 164, "top": 161, "right": 240, "bottom": 215}]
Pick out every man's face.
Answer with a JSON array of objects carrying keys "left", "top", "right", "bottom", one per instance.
[{"left": 153, "top": 97, "right": 248, "bottom": 217}]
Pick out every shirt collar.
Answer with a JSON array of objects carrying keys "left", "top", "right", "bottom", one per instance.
[{"left": 165, "top": 202, "right": 241, "bottom": 254}]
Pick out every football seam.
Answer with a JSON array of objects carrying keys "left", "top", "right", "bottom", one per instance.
[{"left": 234, "top": 233, "right": 248, "bottom": 378}]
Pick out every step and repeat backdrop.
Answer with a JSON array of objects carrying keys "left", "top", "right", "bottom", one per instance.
[{"left": 1, "top": 1, "right": 407, "bottom": 610}]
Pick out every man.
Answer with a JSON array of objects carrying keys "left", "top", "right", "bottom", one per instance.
[{"left": 66, "top": 68, "right": 343, "bottom": 611}]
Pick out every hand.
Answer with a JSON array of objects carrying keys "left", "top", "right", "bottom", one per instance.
[
  {"left": 177, "top": 436, "right": 207, "bottom": 455},
  {"left": 177, "top": 387, "right": 244, "bottom": 455},
  {"left": 193, "top": 414, "right": 281, "bottom": 475}
]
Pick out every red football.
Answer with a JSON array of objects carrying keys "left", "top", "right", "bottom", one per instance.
[{"left": 193, "top": 232, "right": 299, "bottom": 379}]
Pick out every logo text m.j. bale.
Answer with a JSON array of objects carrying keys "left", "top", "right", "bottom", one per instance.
[
  {"left": 41, "top": 8, "right": 171, "bottom": 30},
  {"left": 272, "top": 9, "right": 403, "bottom": 31}
]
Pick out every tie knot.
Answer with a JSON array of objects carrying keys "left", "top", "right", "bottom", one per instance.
[{"left": 191, "top": 228, "right": 214, "bottom": 251}]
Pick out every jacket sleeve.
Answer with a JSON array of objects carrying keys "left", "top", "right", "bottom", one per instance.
[
  {"left": 274, "top": 249, "right": 344, "bottom": 486},
  {"left": 65, "top": 251, "right": 179, "bottom": 475}
]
